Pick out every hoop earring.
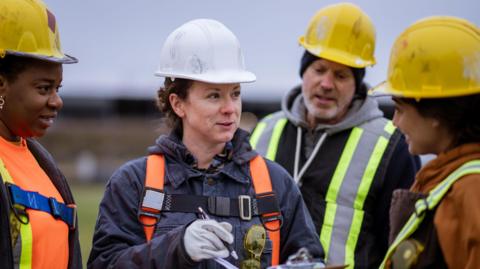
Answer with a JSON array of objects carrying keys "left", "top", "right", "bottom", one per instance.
[{"left": 0, "top": 96, "right": 4, "bottom": 111}]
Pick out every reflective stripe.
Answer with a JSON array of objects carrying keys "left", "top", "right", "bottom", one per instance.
[
  {"left": 384, "top": 120, "right": 395, "bottom": 135},
  {"left": 344, "top": 136, "right": 388, "bottom": 268},
  {"left": 380, "top": 160, "right": 480, "bottom": 269},
  {"left": 250, "top": 122, "right": 267, "bottom": 149},
  {"left": 253, "top": 116, "right": 395, "bottom": 267},
  {"left": 322, "top": 128, "right": 362, "bottom": 263},
  {"left": 250, "top": 112, "right": 288, "bottom": 161},
  {"left": 266, "top": 118, "right": 288, "bottom": 160},
  {"left": 19, "top": 222, "right": 33, "bottom": 269},
  {"left": 322, "top": 119, "right": 393, "bottom": 268},
  {"left": 0, "top": 158, "right": 33, "bottom": 269}
]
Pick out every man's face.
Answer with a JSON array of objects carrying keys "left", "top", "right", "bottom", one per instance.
[{"left": 301, "top": 58, "right": 356, "bottom": 127}]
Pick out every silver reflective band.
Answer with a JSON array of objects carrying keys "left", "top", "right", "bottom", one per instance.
[{"left": 142, "top": 189, "right": 165, "bottom": 211}]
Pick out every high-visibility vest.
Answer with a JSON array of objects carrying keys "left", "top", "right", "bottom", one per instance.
[
  {"left": 0, "top": 158, "right": 76, "bottom": 269},
  {"left": 0, "top": 158, "right": 33, "bottom": 269},
  {"left": 138, "top": 154, "right": 282, "bottom": 266},
  {"left": 380, "top": 159, "right": 480, "bottom": 269},
  {"left": 251, "top": 113, "right": 397, "bottom": 268}
]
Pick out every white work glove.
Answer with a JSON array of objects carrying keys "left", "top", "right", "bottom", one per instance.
[{"left": 183, "top": 219, "right": 234, "bottom": 261}]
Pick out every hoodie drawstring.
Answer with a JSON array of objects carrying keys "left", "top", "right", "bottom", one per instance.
[{"left": 293, "top": 126, "right": 328, "bottom": 186}]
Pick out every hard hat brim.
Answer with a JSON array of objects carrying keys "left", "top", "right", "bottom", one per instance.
[
  {"left": 369, "top": 81, "right": 398, "bottom": 97},
  {"left": 6, "top": 51, "right": 78, "bottom": 64},
  {"left": 154, "top": 70, "right": 256, "bottom": 84}
]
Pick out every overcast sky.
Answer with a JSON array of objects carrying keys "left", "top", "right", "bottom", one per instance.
[{"left": 45, "top": 0, "right": 479, "bottom": 101}]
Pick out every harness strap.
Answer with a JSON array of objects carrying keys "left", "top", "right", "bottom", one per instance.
[
  {"left": 141, "top": 192, "right": 278, "bottom": 216},
  {"left": 139, "top": 154, "right": 164, "bottom": 242},
  {"left": 6, "top": 183, "right": 76, "bottom": 229},
  {"left": 250, "top": 155, "right": 281, "bottom": 266},
  {"left": 140, "top": 154, "right": 282, "bottom": 266}
]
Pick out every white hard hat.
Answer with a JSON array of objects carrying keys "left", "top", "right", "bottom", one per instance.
[{"left": 154, "top": 19, "right": 256, "bottom": 84}]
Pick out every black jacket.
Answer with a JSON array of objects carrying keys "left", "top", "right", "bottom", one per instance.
[{"left": 87, "top": 129, "right": 324, "bottom": 268}]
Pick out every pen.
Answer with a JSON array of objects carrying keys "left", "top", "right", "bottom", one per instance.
[{"left": 198, "top": 207, "right": 239, "bottom": 260}]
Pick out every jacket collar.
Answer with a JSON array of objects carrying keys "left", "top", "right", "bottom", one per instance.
[{"left": 148, "top": 129, "right": 256, "bottom": 188}]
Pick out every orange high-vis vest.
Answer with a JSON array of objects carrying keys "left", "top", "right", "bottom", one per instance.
[{"left": 139, "top": 154, "right": 281, "bottom": 266}]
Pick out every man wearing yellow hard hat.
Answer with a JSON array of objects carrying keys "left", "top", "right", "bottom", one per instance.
[
  {"left": 251, "top": 3, "right": 419, "bottom": 268},
  {"left": 0, "top": 0, "right": 81, "bottom": 268},
  {"left": 374, "top": 16, "right": 480, "bottom": 269}
]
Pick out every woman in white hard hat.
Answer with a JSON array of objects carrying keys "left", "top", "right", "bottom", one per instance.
[
  {"left": 0, "top": 0, "right": 81, "bottom": 269},
  {"left": 88, "top": 19, "right": 324, "bottom": 269},
  {"left": 373, "top": 16, "right": 480, "bottom": 269}
]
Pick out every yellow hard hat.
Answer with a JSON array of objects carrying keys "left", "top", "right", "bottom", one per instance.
[
  {"left": 298, "top": 3, "right": 376, "bottom": 68},
  {"left": 374, "top": 16, "right": 480, "bottom": 98},
  {"left": 0, "top": 0, "right": 77, "bottom": 64}
]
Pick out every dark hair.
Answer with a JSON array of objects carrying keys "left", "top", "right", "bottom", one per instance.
[
  {"left": 156, "top": 78, "right": 193, "bottom": 130},
  {"left": 0, "top": 55, "right": 33, "bottom": 82},
  {"left": 400, "top": 94, "right": 480, "bottom": 147},
  {"left": 299, "top": 50, "right": 367, "bottom": 98}
]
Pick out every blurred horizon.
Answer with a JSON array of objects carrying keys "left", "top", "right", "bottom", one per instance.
[{"left": 46, "top": 0, "right": 479, "bottom": 102}]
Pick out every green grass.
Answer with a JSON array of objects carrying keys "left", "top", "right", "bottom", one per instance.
[{"left": 71, "top": 183, "right": 106, "bottom": 266}]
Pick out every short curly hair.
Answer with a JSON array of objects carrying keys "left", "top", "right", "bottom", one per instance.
[{"left": 156, "top": 78, "right": 193, "bottom": 130}]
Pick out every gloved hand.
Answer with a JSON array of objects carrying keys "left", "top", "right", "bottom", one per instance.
[{"left": 183, "top": 219, "right": 234, "bottom": 261}]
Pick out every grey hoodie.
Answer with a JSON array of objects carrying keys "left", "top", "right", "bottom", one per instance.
[
  {"left": 280, "top": 85, "right": 384, "bottom": 182},
  {"left": 282, "top": 85, "right": 384, "bottom": 135}
]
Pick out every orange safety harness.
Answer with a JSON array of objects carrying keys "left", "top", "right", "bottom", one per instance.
[{"left": 138, "top": 154, "right": 282, "bottom": 265}]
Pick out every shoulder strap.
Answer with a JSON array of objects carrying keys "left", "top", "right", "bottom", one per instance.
[
  {"left": 139, "top": 154, "right": 165, "bottom": 242},
  {"left": 380, "top": 159, "right": 480, "bottom": 268},
  {"left": 140, "top": 154, "right": 281, "bottom": 266},
  {"left": 249, "top": 155, "right": 281, "bottom": 266}
]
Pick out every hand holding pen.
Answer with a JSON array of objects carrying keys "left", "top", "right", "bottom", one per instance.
[{"left": 198, "top": 207, "right": 239, "bottom": 260}]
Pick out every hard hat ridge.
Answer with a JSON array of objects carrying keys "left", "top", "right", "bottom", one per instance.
[
  {"left": 298, "top": 3, "right": 376, "bottom": 68},
  {"left": 373, "top": 16, "right": 480, "bottom": 98},
  {"left": 155, "top": 18, "right": 256, "bottom": 84},
  {"left": 0, "top": 0, "right": 77, "bottom": 64}
]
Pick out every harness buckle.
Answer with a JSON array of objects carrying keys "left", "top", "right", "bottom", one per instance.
[
  {"left": 138, "top": 187, "right": 164, "bottom": 227},
  {"left": 414, "top": 198, "right": 429, "bottom": 217},
  {"left": 239, "top": 195, "right": 252, "bottom": 220},
  {"left": 261, "top": 213, "right": 283, "bottom": 231},
  {"left": 5, "top": 183, "right": 29, "bottom": 224},
  {"left": 142, "top": 187, "right": 165, "bottom": 211}
]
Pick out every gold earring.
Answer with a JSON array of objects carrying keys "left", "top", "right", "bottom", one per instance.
[{"left": 0, "top": 95, "right": 4, "bottom": 110}]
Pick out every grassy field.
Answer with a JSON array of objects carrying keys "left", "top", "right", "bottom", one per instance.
[{"left": 71, "top": 183, "right": 106, "bottom": 266}]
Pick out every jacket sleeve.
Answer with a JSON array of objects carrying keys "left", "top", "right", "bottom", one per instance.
[
  {"left": 266, "top": 160, "right": 325, "bottom": 263},
  {"left": 374, "top": 134, "right": 419, "bottom": 256},
  {"left": 435, "top": 174, "right": 480, "bottom": 269},
  {"left": 87, "top": 159, "right": 198, "bottom": 269}
]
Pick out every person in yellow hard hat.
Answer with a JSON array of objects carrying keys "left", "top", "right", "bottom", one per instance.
[
  {"left": 373, "top": 16, "right": 480, "bottom": 269},
  {"left": 0, "top": 0, "right": 81, "bottom": 268},
  {"left": 87, "top": 18, "right": 325, "bottom": 269},
  {"left": 250, "top": 3, "right": 420, "bottom": 268}
]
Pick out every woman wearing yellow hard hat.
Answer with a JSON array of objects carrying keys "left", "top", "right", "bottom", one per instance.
[
  {"left": 0, "top": 0, "right": 81, "bottom": 268},
  {"left": 373, "top": 16, "right": 480, "bottom": 269}
]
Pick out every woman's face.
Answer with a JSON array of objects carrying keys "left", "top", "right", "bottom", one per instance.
[
  {"left": 0, "top": 60, "right": 63, "bottom": 140},
  {"left": 392, "top": 98, "right": 453, "bottom": 155},
  {"left": 170, "top": 81, "right": 241, "bottom": 148}
]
